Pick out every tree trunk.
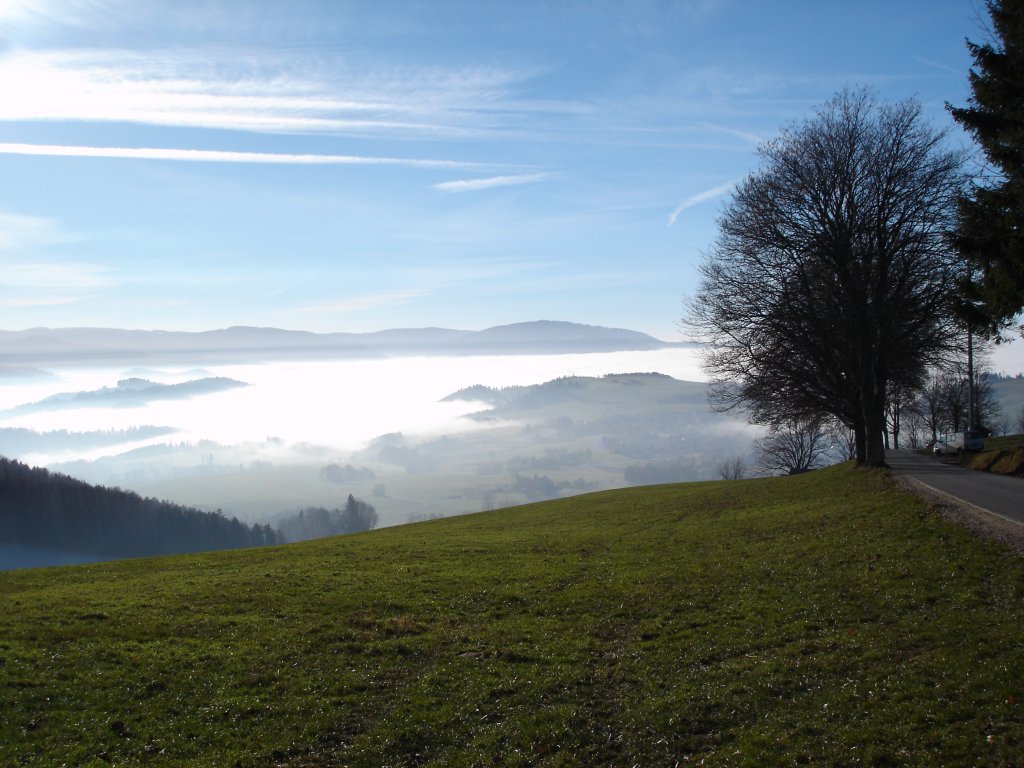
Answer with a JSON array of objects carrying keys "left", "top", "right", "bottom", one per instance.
[
  {"left": 891, "top": 400, "right": 901, "bottom": 450},
  {"left": 860, "top": 374, "right": 888, "bottom": 467},
  {"left": 863, "top": 409, "right": 887, "bottom": 467},
  {"left": 862, "top": 386, "right": 888, "bottom": 467},
  {"left": 853, "top": 418, "right": 867, "bottom": 466}
]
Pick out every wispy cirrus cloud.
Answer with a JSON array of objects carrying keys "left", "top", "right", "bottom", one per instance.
[
  {"left": 0, "top": 293, "right": 94, "bottom": 308},
  {"left": 0, "top": 259, "right": 112, "bottom": 309},
  {"left": 284, "top": 260, "right": 541, "bottom": 317},
  {"left": 432, "top": 173, "right": 551, "bottom": 193},
  {"left": 0, "top": 142, "right": 489, "bottom": 169},
  {"left": 0, "top": 210, "right": 74, "bottom": 251},
  {"left": 667, "top": 179, "right": 737, "bottom": 226},
  {"left": 0, "top": 0, "right": 119, "bottom": 28},
  {"left": 289, "top": 289, "right": 430, "bottom": 315},
  {"left": 3, "top": 260, "right": 111, "bottom": 290},
  {"left": 0, "top": 210, "right": 110, "bottom": 307},
  {"left": 913, "top": 56, "right": 965, "bottom": 77},
  {"left": 0, "top": 48, "right": 564, "bottom": 139}
]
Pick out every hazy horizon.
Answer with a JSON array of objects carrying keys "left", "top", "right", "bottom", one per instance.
[
  {"left": 0, "top": 348, "right": 743, "bottom": 530},
  {"left": 0, "top": 348, "right": 706, "bottom": 455}
]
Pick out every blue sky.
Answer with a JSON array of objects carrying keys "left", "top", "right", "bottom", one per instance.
[{"left": 0, "top": 0, "right": 984, "bottom": 339}]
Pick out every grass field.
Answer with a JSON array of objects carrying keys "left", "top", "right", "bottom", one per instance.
[{"left": 3, "top": 464, "right": 1024, "bottom": 766}]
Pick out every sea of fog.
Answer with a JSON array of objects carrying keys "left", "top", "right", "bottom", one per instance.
[{"left": 0, "top": 349, "right": 707, "bottom": 466}]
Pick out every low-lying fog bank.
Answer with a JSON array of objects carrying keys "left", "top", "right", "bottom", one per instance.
[{"left": 0, "top": 349, "right": 764, "bottom": 528}]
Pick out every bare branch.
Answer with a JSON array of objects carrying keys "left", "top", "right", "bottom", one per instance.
[{"left": 684, "top": 89, "right": 966, "bottom": 466}]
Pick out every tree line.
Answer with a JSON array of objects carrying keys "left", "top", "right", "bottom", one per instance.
[
  {"left": 319, "top": 463, "right": 376, "bottom": 483},
  {"left": 276, "top": 494, "right": 378, "bottom": 542},
  {"left": 887, "top": 368, "right": 1004, "bottom": 449},
  {"left": 0, "top": 456, "right": 280, "bottom": 560},
  {"left": 0, "top": 456, "right": 386, "bottom": 566},
  {"left": 720, "top": 360, "right": 1011, "bottom": 479},
  {"left": 714, "top": 360, "right": 1014, "bottom": 480}
]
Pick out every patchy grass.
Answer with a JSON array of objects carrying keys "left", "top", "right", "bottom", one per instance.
[
  {"left": 966, "top": 434, "right": 1024, "bottom": 476},
  {"left": 3, "top": 464, "right": 1024, "bottom": 766},
  {"left": 983, "top": 434, "right": 1024, "bottom": 452}
]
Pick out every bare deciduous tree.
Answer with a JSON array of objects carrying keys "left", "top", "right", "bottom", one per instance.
[
  {"left": 940, "top": 369, "right": 971, "bottom": 433},
  {"left": 756, "top": 419, "right": 831, "bottom": 475},
  {"left": 687, "top": 89, "right": 965, "bottom": 467},
  {"left": 885, "top": 381, "right": 917, "bottom": 449},
  {"left": 717, "top": 456, "right": 747, "bottom": 481},
  {"left": 900, "top": 403, "right": 929, "bottom": 448},
  {"left": 914, "top": 373, "right": 946, "bottom": 445},
  {"left": 825, "top": 419, "right": 858, "bottom": 460},
  {"left": 931, "top": 364, "right": 1001, "bottom": 435}
]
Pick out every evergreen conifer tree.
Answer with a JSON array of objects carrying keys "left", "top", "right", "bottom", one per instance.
[{"left": 948, "top": 0, "right": 1024, "bottom": 335}]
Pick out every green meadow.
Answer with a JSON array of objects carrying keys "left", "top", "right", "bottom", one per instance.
[{"left": 3, "top": 464, "right": 1024, "bottom": 766}]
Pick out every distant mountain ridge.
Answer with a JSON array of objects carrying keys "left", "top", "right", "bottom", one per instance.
[{"left": 0, "top": 321, "right": 687, "bottom": 366}]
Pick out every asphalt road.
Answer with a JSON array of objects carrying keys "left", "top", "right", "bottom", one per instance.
[{"left": 887, "top": 449, "right": 1024, "bottom": 525}]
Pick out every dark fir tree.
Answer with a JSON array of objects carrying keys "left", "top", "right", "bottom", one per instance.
[
  {"left": 687, "top": 90, "right": 964, "bottom": 467},
  {"left": 0, "top": 457, "right": 281, "bottom": 562},
  {"left": 948, "top": 0, "right": 1024, "bottom": 335}
]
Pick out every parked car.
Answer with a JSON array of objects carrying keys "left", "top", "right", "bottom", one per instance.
[{"left": 933, "top": 431, "right": 984, "bottom": 455}]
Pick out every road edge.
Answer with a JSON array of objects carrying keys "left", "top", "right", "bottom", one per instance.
[{"left": 891, "top": 472, "right": 1024, "bottom": 557}]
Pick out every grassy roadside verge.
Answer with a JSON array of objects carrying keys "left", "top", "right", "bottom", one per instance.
[
  {"left": 965, "top": 434, "right": 1024, "bottom": 476},
  {"left": 3, "top": 463, "right": 1024, "bottom": 766}
]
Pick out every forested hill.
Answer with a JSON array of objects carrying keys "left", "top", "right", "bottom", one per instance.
[{"left": 0, "top": 457, "right": 279, "bottom": 568}]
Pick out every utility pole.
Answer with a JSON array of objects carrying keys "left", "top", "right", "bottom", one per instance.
[{"left": 967, "top": 325, "right": 977, "bottom": 431}]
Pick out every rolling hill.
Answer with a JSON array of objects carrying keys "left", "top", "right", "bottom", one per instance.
[
  {"left": 0, "top": 321, "right": 687, "bottom": 367},
  {"left": 2, "top": 464, "right": 1023, "bottom": 766},
  {"left": 0, "top": 457, "right": 279, "bottom": 570},
  {"left": 3, "top": 376, "right": 247, "bottom": 416}
]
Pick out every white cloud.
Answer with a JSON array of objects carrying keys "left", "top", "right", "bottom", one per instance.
[
  {"left": 3, "top": 260, "right": 111, "bottom": 290},
  {"left": 0, "top": 211, "right": 105, "bottom": 307},
  {"left": 0, "top": 294, "right": 92, "bottom": 307},
  {"left": 289, "top": 289, "right": 429, "bottom": 315},
  {"left": 0, "top": 211, "right": 73, "bottom": 251},
  {"left": 0, "top": 0, "right": 30, "bottom": 22},
  {"left": 0, "top": 0, "right": 115, "bottom": 27},
  {"left": 913, "top": 56, "right": 964, "bottom": 76},
  {"left": 667, "top": 180, "right": 737, "bottom": 226},
  {"left": 0, "top": 49, "right": 557, "bottom": 139},
  {"left": 0, "top": 142, "right": 487, "bottom": 169},
  {"left": 698, "top": 122, "right": 764, "bottom": 146},
  {"left": 432, "top": 173, "right": 551, "bottom": 193},
  {"left": 0, "top": 258, "right": 112, "bottom": 309}
]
